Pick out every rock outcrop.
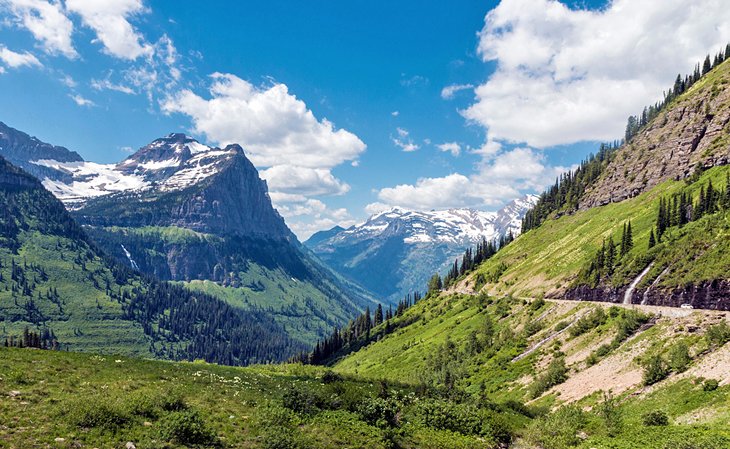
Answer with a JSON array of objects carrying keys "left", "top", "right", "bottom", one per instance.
[{"left": 580, "top": 64, "right": 730, "bottom": 210}]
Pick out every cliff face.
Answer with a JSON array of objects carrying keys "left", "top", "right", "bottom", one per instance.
[
  {"left": 561, "top": 282, "right": 730, "bottom": 311},
  {"left": 74, "top": 141, "right": 292, "bottom": 240},
  {"left": 580, "top": 61, "right": 730, "bottom": 210}
]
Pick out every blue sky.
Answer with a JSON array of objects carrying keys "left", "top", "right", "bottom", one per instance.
[{"left": 1, "top": 0, "right": 729, "bottom": 238}]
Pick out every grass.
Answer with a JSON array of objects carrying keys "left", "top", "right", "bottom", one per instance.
[
  {"left": 0, "top": 230, "right": 150, "bottom": 356},
  {"left": 470, "top": 165, "right": 730, "bottom": 298},
  {"left": 0, "top": 347, "right": 525, "bottom": 448}
]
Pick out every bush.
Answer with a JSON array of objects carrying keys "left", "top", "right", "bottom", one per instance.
[
  {"left": 530, "top": 357, "right": 568, "bottom": 398},
  {"left": 596, "top": 392, "right": 623, "bottom": 436},
  {"left": 642, "top": 355, "right": 669, "bottom": 386},
  {"left": 524, "top": 405, "right": 587, "bottom": 449},
  {"left": 261, "top": 427, "right": 304, "bottom": 449},
  {"left": 157, "top": 409, "right": 219, "bottom": 447},
  {"left": 642, "top": 410, "right": 669, "bottom": 426},
  {"left": 569, "top": 308, "right": 607, "bottom": 338},
  {"left": 663, "top": 435, "right": 730, "bottom": 449},
  {"left": 356, "top": 397, "right": 400, "bottom": 428},
  {"left": 554, "top": 320, "right": 570, "bottom": 332},
  {"left": 126, "top": 389, "right": 187, "bottom": 419},
  {"left": 668, "top": 341, "right": 691, "bottom": 373},
  {"left": 321, "top": 370, "right": 343, "bottom": 384},
  {"left": 282, "top": 387, "right": 322, "bottom": 414},
  {"left": 413, "top": 399, "right": 513, "bottom": 445},
  {"left": 68, "top": 400, "right": 130, "bottom": 430},
  {"left": 706, "top": 322, "right": 730, "bottom": 348},
  {"left": 703, "top": 379, "right": 720, "bottom": 391}
]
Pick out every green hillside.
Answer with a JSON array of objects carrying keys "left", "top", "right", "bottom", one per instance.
[
  {"left": 0, "top": 157, "right": 305, "bottom": 364},
  {"left": 86, "top": 225, "right": 364, "bottom": 345},
  {"left": 472, "top": 165, "right": 730, "bottom": 300}
]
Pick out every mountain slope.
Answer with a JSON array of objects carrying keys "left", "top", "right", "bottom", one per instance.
[
  {"left": 305, "top": 196, "right": 537, "bottom": 302},
  {"left": 0, "top": 127, "right": 377, "bottom": 345},
  {"left": 0, "top": 156, "right": 304, "bottom": 363}
]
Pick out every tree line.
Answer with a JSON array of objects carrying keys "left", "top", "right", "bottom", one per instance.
[{"left": 522, "top": 142, "right": 620, "bottom": 233}]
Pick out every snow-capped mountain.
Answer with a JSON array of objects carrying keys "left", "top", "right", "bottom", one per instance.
[
  {"left": 31, "top": 133, "right": 242, "bottom": 205},
  {"left": 305, "top": 196, "right": 538, "bottom": 303}
]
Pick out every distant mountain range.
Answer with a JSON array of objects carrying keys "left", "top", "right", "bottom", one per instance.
[
  {"left": 305, "top": 196, "right": 537, "bottom": 302},
  {"left": 0, "top": 123, "right": 376, "bottom": 350}
]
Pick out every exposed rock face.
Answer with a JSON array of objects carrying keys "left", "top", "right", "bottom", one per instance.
[
  {"left": 580, "top": 66, "right": 730, "bottom": 210},
  {"left": 0, "top": 121, "right": 82, "bottom": 182},
  {"left": 73, "top": 143, "right": 292, "bottom": 240},
  {"left": 561, "top": 282, "right": 730, "bottom": 311}
]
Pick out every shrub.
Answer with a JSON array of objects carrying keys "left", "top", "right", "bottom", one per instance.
[
  {"left": 596, "top": 392, "right": 623, "bottom": 436},
  {"left": 68, "top": 400, "right": 130, "bottom": 430},
  {"left": 530, "top": 357, "right": 568, "bottom": 398},
  {"left": 321, "top": 370, "right": 343, "bottom": 384},
  {"left": 261, "top": 427, "right": 304, "bottom": 449},
  {"left": 282, "top": 387, "right": 321, "bottom": 415},
  {"left": 668, "top": 341, "right": 691, "bottom": 373},
  {"left": 257, "top": 405, "right": 300, "bottom": 428},
  {"left": 569, "top": 308, "right": 607, "bottom": 338},
  {"left": 642, "top": 355, "right": 669, "bottom": 386},
  {"left": 356, "top": 397, "right": 400, "bottom": 428},
  {"left": 157, "top": 409, "right": 219, "bottom": 447},
  {"left": 554, "top": 320, "right": 570, "bottom": 332},
  {"left": 530, "top": 298, "right": 546, "bottom": 311},
  {"left": 523, "top": 405, "right": 587, "bottom": 449},
  {"left": 706, "top": 322, "right": 730, "bottom": 348},
  {"left": 702, "top": 379, "right": 720, "bottom": 391},
  {"left": 642, "top": 410, "right": 669, "bottom": 426},
  {"left": 663, "top": 435, "right": 730, "bottom": 449}
]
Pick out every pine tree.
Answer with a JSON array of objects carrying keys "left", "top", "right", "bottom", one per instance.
[
  {"left": 626, "top": 221, "right": 633, "bottom": 252},
  {"left": 703, "top": 55, "right": 712, "bottom": 74},
  {"left": 648, "top": 229, "right": 656, "bottom": 249}
]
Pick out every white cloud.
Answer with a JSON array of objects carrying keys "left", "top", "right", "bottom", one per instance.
[
  {"left": 2, "top": 0, "right": 77, "bottom": 58},
  {"left": 260, "top": 165, "right": 350, "bottom": 197},
  {"left": 463, "top": 0, "right": 730, "bottom": 148},
  {"left": 65, "top": 0, "right": 152, "bottom": 60},
  {"left": 70, "top": 94, "right": 94, "bottom": 107},
  {"left": 91, "top": 77, "right": 136, "bottom": 94},
  {"left": 437, "top": 142, "right": 461, "bottom": 157},
  {"left": 0, "top": 45, "right": 41, "bottom": 68},
  {"left": 364, "top": 202, "right": 392, "bottom": 216},
  {"left": 392, "top": 127, "right": 419, "bottom": 152},
  {"left": 0, "top": 66, "right": 5, "bottom": 74},
  {"left": 374, "top": 148, "right": 567, "bottom": 210},
  {"left": 391, "top": 110, "right": 399, "bottom": 117},
  {"left": 275, "top": 197, "right": 355, "bottom": 240},
  {"left": 162, "top": 73, "right": 365, "bottom": 169},
  {"left": 60, "top": 74, "right": 77, "bottom": 87},
  {"left": 440, "top": 83, "right": 473, "bottom": 100}
]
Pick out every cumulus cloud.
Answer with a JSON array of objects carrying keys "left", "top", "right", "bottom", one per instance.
[
  {"left": 65, "top": 0, "right": 153, "bottom": 60},
  {"left": 259, "top": 165, "right": 350, "bottom": 197},
  {"left": 162, "top": 73, "right": 366, "bottom": 169},
  {"left": 2, "top": 0, "right": 77, "bottom": 58},
  {"left": 375, "top": 148, "right": 567, "bottom": 210},
  {"left": 440, "top": 83, "right": 473, "bottom": 100},
  {"left": 275, "top": 198, "right": 355, "bottom": 240},
  {"left": 69, "top": 94, "right": 94, "bottom": 107},
  {"left": 463, "top": 0, "right": 730, "bottom": 148},
  {"left": 392, "top": 127, "right": 419, "bottom": 152},
  {"left": 437, "top": 142, "right": 461, "bottom": 157},
  {"left": 0, "top": 45, "right": 41, "bottom": 68}
]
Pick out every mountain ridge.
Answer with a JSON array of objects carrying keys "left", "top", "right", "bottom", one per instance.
[{"left": 305, "top": 195, "right": 537, "bottom": 302}]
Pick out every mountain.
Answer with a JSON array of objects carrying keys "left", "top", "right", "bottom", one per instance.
[
  {"left": 0, "top": 121, "right": 83, "bottom": 183},
  {"left": 0, "top": 127, "right": 377, "bottom": 345},
  {"left": 305, "top": 196, "right": 537, "bottom": 302},
  {"left": 0, "top": 156, "right": 304, "bottom": 363}
]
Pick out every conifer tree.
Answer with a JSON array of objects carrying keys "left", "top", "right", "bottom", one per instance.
[{"left": 648, "top": 229, "right": 656, "bottom": 249}]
